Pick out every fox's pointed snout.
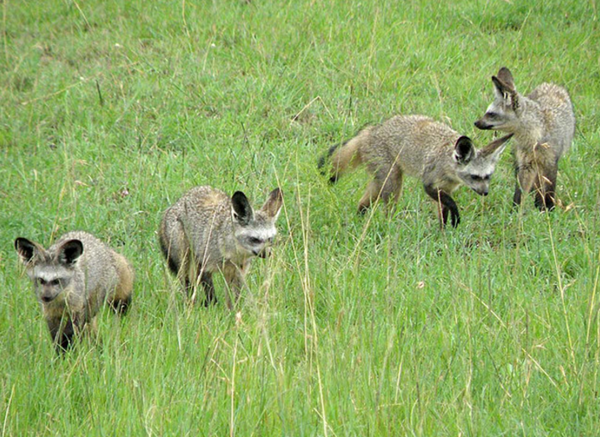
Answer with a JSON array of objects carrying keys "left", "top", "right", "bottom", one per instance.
[
  {"left": 255, "top": 247, "right": 271, "bottom": 258},
  {"left": 474, "top": 119, "right": 492, "bottom": 130},
  {"left": 40, "top": 294, "right": 55, "bottom": 303}
]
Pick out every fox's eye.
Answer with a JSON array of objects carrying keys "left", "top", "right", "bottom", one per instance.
[
  {"left": 472, "top": 175, "right": 481, "bottom": 181},
  {"left": 51, "top": 279, "right": 60, "bottom": 286},
  {"left": 39, "top": 278, "right": 47, "bottom": 285},
  {"left": 249, "top": 237, "right": 263, "bottom": 245},
  {"left": 487, "top": 112, "right": 499, "bottom": 119}
]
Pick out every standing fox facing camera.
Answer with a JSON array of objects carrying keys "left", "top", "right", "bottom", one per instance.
[
  {"left": 14, "top": 231, "right": 134, "bottom": 353},
  {"left": 159, "top": 186, "right": 283, "bottom": 308},
  {"left": 475, "top": 67, "right": 575, "bottom": 210},
  {"left": 318, "top": 115, "right": 512, "bottom": 227}
]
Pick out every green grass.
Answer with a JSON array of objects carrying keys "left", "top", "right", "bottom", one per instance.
[{"left": 2, "top": 0, "right": 600, "bottom": 435}]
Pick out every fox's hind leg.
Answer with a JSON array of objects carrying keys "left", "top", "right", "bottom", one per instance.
[
  {"left": 108, "top": 254, "right": 134, "bottom": 314},
  {"left": 381, "top": 169, "right": 403, "bottom": 216},
  {"left": 108, "top": 293, "right": 132, "bottom": 314},
  {"left": 358, "top": 180, "right": 383, "bottom": 214},
  {"left": 358, "top": 167, "right": 402, "bottom": 215}
]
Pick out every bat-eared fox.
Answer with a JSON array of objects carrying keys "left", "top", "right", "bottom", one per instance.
[
  {"left": 475, "top": 67, "right": 575, "bottom": 210},
  {"left": 15, "top": 231, "right": 134, "bottom": 352},
  {"left": 159, "top": 186, "right": 283, "bottom": 308},
  {"left": 319, "top": 115, "right": 512, "bottom": 227}
]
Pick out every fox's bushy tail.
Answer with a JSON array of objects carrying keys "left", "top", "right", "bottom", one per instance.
[{"left": 317, "top": 127, "right": 371, "bottom": 183}]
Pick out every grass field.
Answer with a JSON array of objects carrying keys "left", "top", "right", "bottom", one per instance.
[{"left": 2, "top": 0, "right": 600, "bottom": 435}]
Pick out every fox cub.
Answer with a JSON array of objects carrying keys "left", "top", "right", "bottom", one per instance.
[
  {"left": 319, "top": 115, "right": 512, "bottom": 227},
  {"left": 15, "top": 231, "right": 134, "bottom": 352},
  {"left": 475, "top": 67, "right": 575, "bottom": 210},
  {"left": 159, "top": 186, "right": 283, "bottom": 308}
]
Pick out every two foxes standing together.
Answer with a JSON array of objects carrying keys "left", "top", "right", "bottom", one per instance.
[
  {"left": 320, "top": 67, "right": 575, "bottom": 225},
  {"left": 15, "top": 67, "right": 574, "bottom": 352},
  {"left": 15, "top": 189, "right": 283, "bottom": 353}
]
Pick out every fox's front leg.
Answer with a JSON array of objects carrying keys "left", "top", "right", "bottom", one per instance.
[
  {"left": 221, "top": 262, "right": 248, "bottom": 310},
  {"left": 424, "top": 185, "right": 460, "bottom": 228},
  {"left": 514, "top": 164, "right": 535, "bottom": 209},
  {"left": 48, "top": 316, "right": 76, "bottom": 353},
  {"left": 513, "top": 180, "right": 523, "bottom": 207}
]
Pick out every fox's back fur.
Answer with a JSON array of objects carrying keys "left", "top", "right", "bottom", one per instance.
[
  {"left": 330, "top": 116, "right": 463, "bottom": 187},
  {"left": 159, "top": 186, "right": 234, "bottom": 279},
  {"left": 15, "top": 231, "right": 134, "bottom": 352},
  {"left": 526, "top": 83, "right": 574, "bottom": 154},
  {"left": 55, "top": 231, "right": 133, "bottom": 316}
]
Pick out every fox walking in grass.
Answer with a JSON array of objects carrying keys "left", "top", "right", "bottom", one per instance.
[
  {"left": 15, "top": 231, "right": 134, "bottom": 353},
  {"left": 159, "top": 186, "right": 283, "bottom": 308},
  {"left": 318, "top": 115, "right": 512, "bottom": 227},
  {"left": 475, "top": 67, "right": 575, "bottom": 210}
]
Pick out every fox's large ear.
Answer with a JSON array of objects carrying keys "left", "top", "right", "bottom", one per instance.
[
  {"left": 57, "top": 240, "right": 83, "bottom": 267},
  {"left": 492, "top": 76, "right": 510, "bottom": 98},
  {"left": 15, "top": 238, "right": 41, "bottom": 265},
  {"left": 453, "top": 136, "right": 475, "bottom": 165},
  {"left": 231, "top": 191, "right": 254, "bottom": 225},
  {"left": 492, "top": 74, "right": 520, "bottom": 111},
  {"left": 497, "top": 67, "right": 515, "bottom": 91},
  {"left": 482, "top": 134, "right": 513, "bottom": 162},
  {"left": 261, "top": 188, "right": 283, "bottom": 221}
]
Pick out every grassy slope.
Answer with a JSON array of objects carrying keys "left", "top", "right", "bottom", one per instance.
[{"left": 1, "top": 0, "right": 600, "bottom": 435}]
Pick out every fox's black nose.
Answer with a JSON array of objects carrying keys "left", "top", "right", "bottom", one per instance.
[
  {"left": 254, "top": 250, "right": 269, "bottom": 258},
  {"left": 474, "top": 120, "right": 491, "bottom": 130},
  {"left": 41, "top": 295, "right": 54, "bottom": 303},
  {"left": 482, "top": 191, "right": 489, "bottom": 196}
]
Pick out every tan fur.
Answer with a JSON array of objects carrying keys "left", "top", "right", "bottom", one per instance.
[
  {"left": 110, "top": 253, "right": 134, "bottom": 308},
  {"left": 159, "top": 186, "right": 283, "bottom": 308},
  {"left": 15, "top": 231, "right": 134, "bottom": 352},
  {"left": 329, "top": 128, "right": 372, "bottom": 180},
  {"left": 320, "top": 115, "right": 511, "bottom": 227}
]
